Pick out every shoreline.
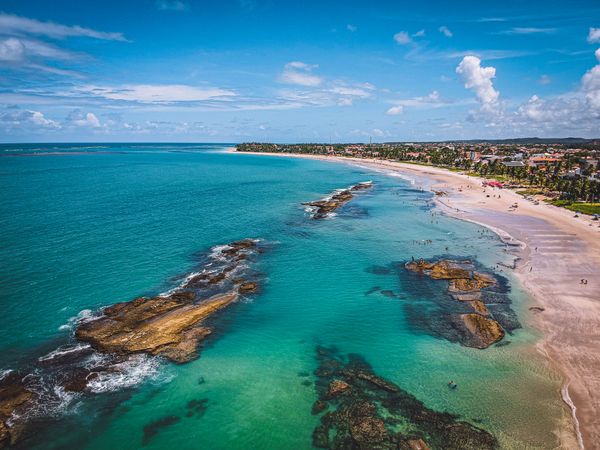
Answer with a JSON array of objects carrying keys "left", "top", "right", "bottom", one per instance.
[{"left": 232, "top": 149, "right": 600, "bottom": 449}]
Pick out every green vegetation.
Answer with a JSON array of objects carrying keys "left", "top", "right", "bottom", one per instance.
[{"left": 548, "top": 201, "right": 600, "bottom": 215}]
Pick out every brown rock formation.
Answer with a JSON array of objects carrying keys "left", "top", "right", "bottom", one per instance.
[
  {"left": 327, "top": 379, "right": 351, "bottom": 398},
  {"left": 76, "top": 291, "right": 238, "bottom": 363},
  {"left": 303, "top": 181, "right": 372, "bottom": 219},
  {"left": 468, "top": 300, "right": 489, "bottom": 315},
  {"left": 0, "top": 373, "right": 35, "bottom": 447},
  {"left": 459, "top": 314, "right": 505, "bottom": 349}
]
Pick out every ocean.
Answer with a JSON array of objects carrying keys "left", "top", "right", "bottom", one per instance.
[{"left": 0, "top": 143, "right": 568, "bottom": 449}]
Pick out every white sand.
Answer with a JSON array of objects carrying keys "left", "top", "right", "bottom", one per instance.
[{"left": 234, "top": 150, "right": 600, "bottom": 449}]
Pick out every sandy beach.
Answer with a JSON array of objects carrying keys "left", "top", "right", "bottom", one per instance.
[{"left": 234, "top": 150, "right": 600, "bottom": 449}]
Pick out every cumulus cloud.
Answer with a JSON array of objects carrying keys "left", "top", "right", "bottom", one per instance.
[
  {"left": 67, "top": 109, "right": 101, "bottom": 127},
  {"left": 412, "top": 29, "right": 425, "bottom": 37},
  {"left": 456, "top": 56, "right": 499, "bottom": 111},
  {"left": 588, "top": 28, "right": 600, "bottom": 44},
  {"left": 73, "top": 84, "right": 236, "bottom": 103},
  {"left": 0, "top": 108, "right": 59, "bottom": 129},
  {"left": 386, "top": 105, "right": 404, "bottom": 115},
  {"left": 0, "top": 13, "right": 126, "bottom": 41},
  {"left": 582, "top": 48, "right": 600, "bottom": 109},
  {"left": 346, "top": 24, "right": 357, "bottom": 32},
  {"left": 278, "top": 61, "right": 323, "bottom": 86},
  {"left": 454, "top": 47, "right": 600, "bottom": 136},
  {"left": 393, "top": 31, "right": 411, "bottom": 45},
  {"left": 438, "top": 26, "right": 453, "bottom": 37}
]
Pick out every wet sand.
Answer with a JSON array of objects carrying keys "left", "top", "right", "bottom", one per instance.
[{"left": 234, "top": 150, "right": 600, "bottom": 449}]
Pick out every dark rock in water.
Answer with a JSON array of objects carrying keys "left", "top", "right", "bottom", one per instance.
[
  {"left": 405, "top": 438, "right": 431, "bottom": 450},
  {"left": 312, "top": 347, "right": 498, "bottom": 450},
  {"left": 239, "top": 281, "right": 258, "bottom": 293},
  {"left": 143, "top": 415, "right": 181, "bottom": 444},
  {"left": 302, "top": 380, "right": 312, "bottom": 387},
  {"left": 62, "top": 366, "right": 99, "bottom": 392},
  {"left": 313, "top": 424, "right": 330, "bottom": 448},
  {"left": 185, "top": 398, "right": 208, "bottom": 418},
  {"left": 312, "top": 400, "right": 327, "bottom": 415},
  {"left": 380, "top": 290, "right": 397, "bottom": 298},
  {"left": 0, "top": 373, "right": 35, "bottom": 447},
  {"left": 303, "top": 181, "right": 372, "bottom": 219},
  {"left": 402, "top": 258, "right": 520, "bottom": 349},
  {"left": 366, "top": 265, "right": 392, "bottom": 275},
  {"left": 298, "top": 371, "right": 310, "bottom": 377},
  {"left": 365, "top": 286, "right": 381, "bottom": 296},
  {"left": 327, "top": 380, "right": 351, "bottom": 398}
]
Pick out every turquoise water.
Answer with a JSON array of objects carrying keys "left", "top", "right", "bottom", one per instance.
[{"left": 0, "top": 144, "right": 568, "bottom": 449}]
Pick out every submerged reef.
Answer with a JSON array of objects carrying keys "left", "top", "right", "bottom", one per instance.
[
  {"left": 368, "top": 257, "right": 519, "bottom": 349},
  {"left": 403, "top": 259, "right": 517, "bottom": 349},
  {"left": 311, "top": 346, "right": 498, "bottom": 450},
  {"left": 303, "top": 182, "right": 372, "bottom": 219},
  {"left": 0, "top": 239, "right": 266, "bottom": 448}
]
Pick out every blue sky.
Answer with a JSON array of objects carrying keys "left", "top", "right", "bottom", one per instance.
[{"left": 0, "top": 0, "right": 599, "bottom": 142}]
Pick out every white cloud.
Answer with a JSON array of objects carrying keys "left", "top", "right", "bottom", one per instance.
[
  {"left": 438, "top": 26, "right": 453, "bottom": 37},
  {"left": 453, "top": 48, "right": 600, "bottom": 136},
  {"left": 539, "top": 74, "right": 551, "bottom": 85},
  {"left": 68, "top": 109, "right": 101, "bottom": 127},
  {"left": 346, "top": 24, "right": 357, "bottom": 32},
  {"left": 582, "top": 48, "right": 600, "bottom": 109},
  {"left": 0, "top": 108, "right": 59, "bottom": 129},
  {"left": 156, "top": 0, "right": 190, "bottom": 11},
  {"left": 393, "top": 31, "right": 411, "bottom": 45},
  {"left": 588, "top": 28, "right": 600, "bottom": 44},
  {"left": 456, "top": 56, "right": 500, "bottom": 111},
  {"left": 496, "top": 27, "right": 556, "bottom": 35},
  {"left": 278, "top": 61, "right": 323, "bottom": 86},
  {"left": 0, "top": 37, "right": 77, "bottom": 62},
  {"left": 74, "top": 84, "right": 236, "bottom": 103},
  {"left": 386, "top": 105, "right": 404, "bottom": 115},
  {"left": 412, "top": 29, "right": 425, "bottom": 37},
  {"left": 0, "top": 37, "right": 25, "bottom": 61},
  {"left": 0, "top": 13, "right": 126, "bottom": 41}
]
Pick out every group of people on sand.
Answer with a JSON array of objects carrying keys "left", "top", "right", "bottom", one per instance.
[{"left": 580, "top": 279, "right": 589, "bottom": 285}]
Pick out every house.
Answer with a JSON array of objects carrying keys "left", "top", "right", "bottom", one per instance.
[{"left": 502, "top": 161, "right": 526, "bottom": 167}]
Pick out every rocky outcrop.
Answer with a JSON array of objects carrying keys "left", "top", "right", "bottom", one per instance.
[
  {"left": 327, "top": 380, "right": 351, "bottom": 398},
  {"left": 303, "top": 181, "right": 372, "bottom": 219},
  {"left": 76, "top": 239, "right": 263, "bottom": 364},
  {"left": 76, "top": 292, "right": 237, "bottom": 363},
  {"left": 456, "top": 314, "right": 505, "bottom": 349},
  {"left": 312, "top": 346, "right": 498, "bottom": 450},
  {"left": 0, "top": 373, "right": 35, "bottom": 447},
  {"left": 405, "top": 259, "right": 507, "bottom": 349}
]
